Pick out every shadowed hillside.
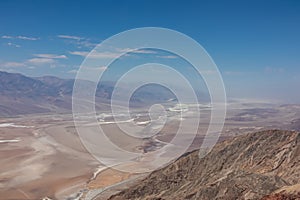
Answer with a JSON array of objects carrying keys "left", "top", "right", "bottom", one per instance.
[{"left": 0, "top": 71, "right": 177, "bottom": 116}]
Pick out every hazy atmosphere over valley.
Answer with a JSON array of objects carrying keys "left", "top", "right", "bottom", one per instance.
[{"left": 0, "top": 1, "right": 300, "bottom": 200}]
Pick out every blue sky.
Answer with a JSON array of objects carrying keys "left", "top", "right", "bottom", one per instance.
[{"left": 0, "top": 0, "right": 300, "bottom": 102}]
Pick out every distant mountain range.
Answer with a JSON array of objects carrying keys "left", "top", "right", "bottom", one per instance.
[
  {"left": 0, "top": 71, "right": 178, "bottom": 117},
  {"left": 109, "top": 130, "right": 300, "bottom": 200}
]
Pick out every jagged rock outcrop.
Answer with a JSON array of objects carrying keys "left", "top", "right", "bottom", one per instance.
[{"left": 109, "top": 130, "right": 300, "bottom": 200}]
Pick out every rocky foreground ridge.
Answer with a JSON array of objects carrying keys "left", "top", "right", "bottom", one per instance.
[{"left": 109, "top": 130, "right": 300, "bottom": 200}]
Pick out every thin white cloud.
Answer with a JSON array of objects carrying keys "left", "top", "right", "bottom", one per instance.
[
  {"left": 89, "top": 51, "right": 119, "bottom": 58},
  {"left": 33, "top": 54, "right": 67, "bottom": 59},
  {"left": 69, "top": 51, "right": 89, "bottom": 56},
  {"left": 23, "top": 54, "right": 68, "bottom": 66},
  {"left": 69, "top": 48, "right": 158, "bottom": 59},
  {"left": 2, "top": 35, "right": 39, "bottom": 40},
  {"left": 99, "top": 66, "right": 107, "bottom": 71},
  {"left": 2, "top": 55, "right": 66, "bottom": 70},
  {"left": 68, "top": 69, "right": 78, "bottom": 74},
  {"left": 57, "top": 35, "right": 84, "bottom": 40},
  {"left": 2, "top": 54, "right": 66, "bottom": 69},
  {"left": 134, "top": 49, "right": 157, "bottom": 54},
  {"left": 117, "top": 48, "right": 157, "bottom": 54},
  {"left": 58, "top": 35, "right": 98, "bottom": 48},
  {"left": 2, "top": 35, "right": 13, "bottom": 39},
  {"left": 7, "top": 42, "right": 21, "bottom": 48},
  {"left": 2, "top": 62, "right": 26, "bottom": 67},
  {"left": 68, "top": 66, "right": 106, "bottom": 75},
  {"left": 16, "top": 36, "right": 39, "bottom": 41},
  {"left": 27, "top": 58, "right": 55, "bottom": 65},
  {"left": 69, "top": 51, "right": 120, "bottom": 58},
  {"left": 78, "top": 65, "right": 108, "bottom": 72},
  {"left": 78, "top": 40, "right": 98, "bottom": 48}
]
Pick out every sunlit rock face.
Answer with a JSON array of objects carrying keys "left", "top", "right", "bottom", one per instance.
[{"left": 109, "top": 130, "right": 300, "bottom": 200}]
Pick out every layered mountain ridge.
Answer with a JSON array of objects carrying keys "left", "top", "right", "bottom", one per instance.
[{"left": 0, "top": 71, "right": 176, "bottom": 116}]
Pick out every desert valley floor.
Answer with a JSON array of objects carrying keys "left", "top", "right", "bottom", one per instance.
[{"left": 1, "top": 102, "right": 300, "bottom": 200}]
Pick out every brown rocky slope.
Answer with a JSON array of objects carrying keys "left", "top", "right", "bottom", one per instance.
[{"left": 109, "top": 130, "right": 300, "bottom": 200}]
